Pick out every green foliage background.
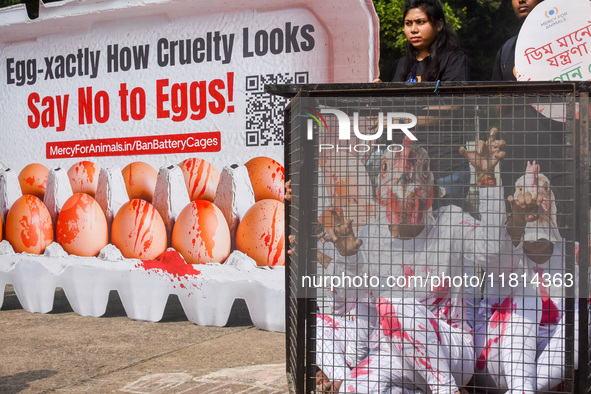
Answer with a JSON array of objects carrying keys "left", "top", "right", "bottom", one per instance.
[
  {"left": 0, "top": 0, "right": 21, "bottom": 7},
  {"left": 0, "top": 0, "right": 521, "bottom": 81}
]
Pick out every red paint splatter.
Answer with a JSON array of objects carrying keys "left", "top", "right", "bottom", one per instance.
[
  {"left": 19, "top": 215, "right": 39, "bottom": 248},
  {"left": 377, "top": 298, "right": 445, "bottom": 383},
  {"left": 18, "top": 196, "right": 45, "bottom": 248},
  {"left": 318, "top": 314, "right": 341, "bottom": 329},
  {"left": 196, "top": 200, "right": 217, "bottom": 260},
  {"left": 182, "top": 158, "right": 206, "bottom": 200},
  {"left": 476, "top": 297, "right": 516, "bottom": 370},
  {"left": 138, "top": 249, "right": 201, "bottom": 278},
  {"left": 540, "top": 297, "right": 560, "bottom": 325},
  {"left": 127, "top": 163, "right": 135, "bottom": 186},
  {"left": 131, "top": 199, "right": 155, "bottom": 253},
  {"left": 403, "top": 265, "right": 414, "bottom": 277},
  {"left": 265, "top": 203, "right": 284, "bottom": 266},
  {"left": 350, "top": 357, "right": 372, "bottom": 379},
  {"left": 533, "top": 268, "right": 560, "bottom": 325},
  {"left": 476, "top": 337, "right": 500, "bottom": 371},
  {"left": 81, "top": 161, "right": 96, "bottom": 182},
  {"left": 57, "top": 193, "right": 89, "bottom": 244},
  {"left": 25, "top": 176, "right": 36, "bottom": 186}
]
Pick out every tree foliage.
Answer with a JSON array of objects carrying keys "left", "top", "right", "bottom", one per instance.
[
  {"left": 0, "top": 0, "right": 21, "bottom": 7},
  {"left": 0, "top": 0, "right": 38, "bottom": 18},
  {"left": 448, "top": 0, "right": 521, "bottom": 80}
]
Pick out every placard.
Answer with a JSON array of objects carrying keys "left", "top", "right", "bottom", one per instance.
[
  {"left": 0, "top": 0, "right": 379, "bottom": 171},
  {"left": 515, "top": 0, "right": 591, "bottom": 82}
]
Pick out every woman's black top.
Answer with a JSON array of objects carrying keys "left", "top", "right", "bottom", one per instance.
[
  {"left": 385, "top": 50, "right": 470, "bottom": 187},
  {"left": 389, "top": 50, "right": 469, "bottom": 83}
]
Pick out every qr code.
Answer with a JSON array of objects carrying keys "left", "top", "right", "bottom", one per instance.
[{"left": 245, "top": 71, "right": 309, "bottom": 146}]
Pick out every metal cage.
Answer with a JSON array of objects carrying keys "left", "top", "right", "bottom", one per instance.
[{"left": 270, "top": 82, "right": 591, "bottom": 394}]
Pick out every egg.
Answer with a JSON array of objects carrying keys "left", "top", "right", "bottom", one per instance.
[
  {"left": 5, "top": 195, "right": 54, "bottom": 254},
  {"left": 172, "top": 199, "right": 230, "bottom": 264},
  {"left": 236, "top": 199, "right": 285, "bottom": 266},
  {"left": 178, "top": 158, "right": 220, "bottom": 201},
  {"left": 68, "top": 160, "right": 100, "bottom": 196},
  {"left": 244, "top": 156, "right": 284, "bottom": 202},
  {"left": 122, "top": 161, "right": 158, "bottom": 202},
  {"left": 111, "top": 199, "right": 167, "bottom": 259},
  {"left": 18, "top": 163, "right": 49, "bottom": 199},
  {"left": 56, "top": 193, "right": 108, "bottom": 257}
]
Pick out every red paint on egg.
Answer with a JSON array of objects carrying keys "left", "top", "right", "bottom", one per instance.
[
  {"left": 244, "top": 156, "right": 285, "bottom": 202},
  {"left": 122, "top": 161, "right": 157, "bottom": 202},
  {"left": 178, "top": 158, "right": 220, "bottom": 202},
  {"left": 111, "top": 199, "right": 167, "bottom": 259},
  {"left": 196, "top": 199, "right": 217, "bottom": 259},
  {"left": 6, "top": 195, "right": 54, "bottom": 254},
  {"left": 56, "top": 194, "right": 86, "bottom": 244},
  {"left": 236, "top": 199, "right": 285, "bottom": 266},
  {"left": 172, "top": 199, "right": 230, "bottom": 264},
  {"left": 18, "top": 163, "right": 49, "bottom": 199},
  {"left": 19, "top": 215, "right": 39, "bottom": 248},
  {"left": 56, "top": 193, "right": 108, "bottom": 256},
  {"left": 68, "top": 161, "right": 100, "bottom": 196}
]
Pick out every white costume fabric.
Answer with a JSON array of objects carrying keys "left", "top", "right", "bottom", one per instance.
[
  {"left": 317, "top": 186, "right": 512, "bottom": 394},
  {"left": 474, "top": 241, "right": 579, "bottom": 393}
]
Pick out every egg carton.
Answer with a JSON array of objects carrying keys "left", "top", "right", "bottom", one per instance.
[{"left": 0, "top": 164, "right": 285, "bottom": 332}]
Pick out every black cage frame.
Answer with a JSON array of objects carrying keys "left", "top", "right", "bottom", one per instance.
[{"left": 269, "top": 82, "right": 591, "bottom": 394}]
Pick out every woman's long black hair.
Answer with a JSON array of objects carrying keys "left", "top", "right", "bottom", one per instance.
[{"left": 398, "top": 0, "right": 461, "bottom": 81}]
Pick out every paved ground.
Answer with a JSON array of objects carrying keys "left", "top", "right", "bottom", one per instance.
[{"left": 0, "top": 285, "right": 289, "bottom": 393}]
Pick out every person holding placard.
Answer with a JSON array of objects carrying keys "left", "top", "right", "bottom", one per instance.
[
  {"left": 491, "top": 0, "right": 567, "bottom": 222},
  {"left": 492, "top": 0, "right": 544, "bottom": 81}
]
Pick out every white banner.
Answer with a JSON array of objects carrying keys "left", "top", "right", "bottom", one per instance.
[
  {"left": 515, "top": 0, "right": 591, "bottom": 82},
  {"left": 0, "top": 0, "right": 379, "bottom": 172}
]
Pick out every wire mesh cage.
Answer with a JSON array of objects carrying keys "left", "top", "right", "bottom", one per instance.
[{"left": 271, "top": 82, "right": 591, "bottom": 394}]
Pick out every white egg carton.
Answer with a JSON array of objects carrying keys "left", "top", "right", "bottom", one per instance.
[{"left": 0, "top": 164, "right": 285, "bottom": 332}]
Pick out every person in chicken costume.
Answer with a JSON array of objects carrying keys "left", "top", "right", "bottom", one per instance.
[
  {"left": 474, "top": 161, "right": 579, "bottom": 393},
  {"left": 315, "top": 129, "right": 539, "bottom": 394}
]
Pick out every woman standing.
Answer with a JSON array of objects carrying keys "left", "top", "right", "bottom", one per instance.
[
  {"left": 377, "top": 0, "right": 471, "bottom": 204},
  {"left": 390, "top": 0, "right": 468, "bottom": 82}
]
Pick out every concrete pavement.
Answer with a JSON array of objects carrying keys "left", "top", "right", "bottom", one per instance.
[{"left": 0, "top": 285, "right": 289, "bottom": 393}]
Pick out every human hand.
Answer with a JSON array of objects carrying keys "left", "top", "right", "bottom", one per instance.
[
  {"left": 508, "top": 191, "right": 543, "bottom": 225},
  {"left": 324, "top": 219, "right": 362, "bottom": 256},
  {"left": 285, "top": 179, "right": 292, "bottom": 202},
  {"left": 507, "top": 191, "right": 543, "bottom": 242},
  {"left": 287, "top": 234, "right": 296, "bottom": 256},
  {"left": 459, "top": 128, "right": 506, "bottom": 182},
  {"left": 316, "top": 369, "right": 342, "bottom": 393}
]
